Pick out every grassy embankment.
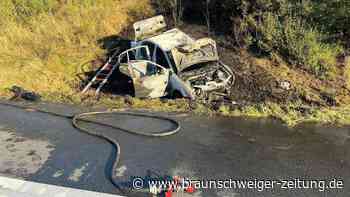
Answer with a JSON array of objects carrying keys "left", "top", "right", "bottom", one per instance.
[
  {"left": 0, "top": 0, "right": 154, "bottom": 101},
  {"left": 0, "top": 0, "right": 350, "bottom": 127}
]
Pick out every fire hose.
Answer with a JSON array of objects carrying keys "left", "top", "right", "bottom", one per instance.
[{"left": 0, "top": 101, "right": 181, "bottom": 196}]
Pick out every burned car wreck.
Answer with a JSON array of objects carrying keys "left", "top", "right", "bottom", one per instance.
[{"left": 82, "top": 15, "right": 234, "bottom": 100}]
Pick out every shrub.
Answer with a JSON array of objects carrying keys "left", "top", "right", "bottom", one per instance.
[
  {"left": 258, "top": 12, "right": 342, "bottom": 76},
  {"left": 190, "top": 0, "right": 344, "bottom": 77},
  {"left": 310, "top": 0, "right": 350, "bottom": 45}
]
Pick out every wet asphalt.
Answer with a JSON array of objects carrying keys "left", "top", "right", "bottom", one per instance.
[{"left": 0, "top": 101, "right": 349, "bottom": 197}]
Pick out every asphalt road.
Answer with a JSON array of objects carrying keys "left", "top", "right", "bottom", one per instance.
[{"left": 0, "top": 101, "right": 349, "bottom": 197}]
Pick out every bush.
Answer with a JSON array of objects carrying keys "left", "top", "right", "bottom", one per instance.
[
  {"left": 176, "top": 0, "right": 344, "bottom": 77},
  {"left": 310, "top": 0, "right": 350, "bottom": 45},
  {"left": 260, "top": 15, "right": 342, "bottom": 76},
  {"left": 151, "top": 0, "right": 346, "bottom": 77}
]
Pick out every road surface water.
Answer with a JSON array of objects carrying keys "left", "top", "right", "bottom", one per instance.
[{"left": 0, "top": 101, "right": 349, "bottom": 196}]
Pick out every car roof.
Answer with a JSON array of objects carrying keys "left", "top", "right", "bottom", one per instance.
[{"left": 145, "top": 28, "right": 195, "bottom": 52}]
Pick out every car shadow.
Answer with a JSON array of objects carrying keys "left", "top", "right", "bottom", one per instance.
[{"left": 78, "top": 34, "right": 135, "bottom": 97}]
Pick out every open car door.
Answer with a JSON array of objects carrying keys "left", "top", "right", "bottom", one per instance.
[
  {"left": 127, "top": 60, "right": 169, "bottom": 98},
  {"left": 118, "top": 46, "right": 169, "bottom": 98}
]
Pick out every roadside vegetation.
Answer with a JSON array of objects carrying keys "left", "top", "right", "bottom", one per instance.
[
  {"left": 156, "top": 0, "right": 349, "bottom": 78},
  {"left": 1, "top": 0, "right": 350, "bottom": 127},
  {"left": 152, "top": 0, "right": 350, "bottom": 127},
  {"left": 0, "top": 0, "right": 153, "bottom": 101}
]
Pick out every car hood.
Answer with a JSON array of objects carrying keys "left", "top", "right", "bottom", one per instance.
[{"left": 171, "top": 38, "right": 219, "bottom": 72}]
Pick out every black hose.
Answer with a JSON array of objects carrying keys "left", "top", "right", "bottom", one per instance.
[{"left": 0, "top": 101, "right": 181, "bottom": 195}]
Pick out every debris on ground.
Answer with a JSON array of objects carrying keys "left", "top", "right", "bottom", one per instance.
[{"left": 9, "top": 86, "right": 41, "bottom": 102}]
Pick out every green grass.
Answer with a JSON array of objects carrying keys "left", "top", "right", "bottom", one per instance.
[
  {"left": 220, "top": 102, "right": 350, "bottom": 127},
  {"left": 260, "top": 13, "right": 343, "bottom": 77}
]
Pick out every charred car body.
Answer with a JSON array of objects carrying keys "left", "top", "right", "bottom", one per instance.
[{"left": 83, "top": 15, "right": 234, "bottom": 100}]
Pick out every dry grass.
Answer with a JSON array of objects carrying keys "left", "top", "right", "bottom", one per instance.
[{"left": 0, "top": 0, "right": 154, "bottom": 101}]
